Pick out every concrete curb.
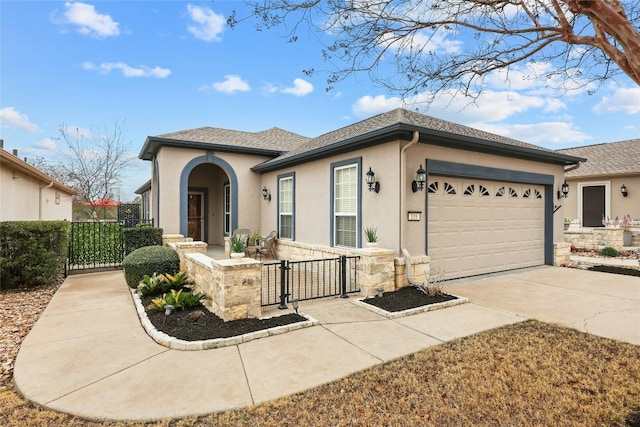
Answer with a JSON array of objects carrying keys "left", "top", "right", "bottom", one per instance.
[
  {"left": 130, "top": 290, "right": 319, "bottom": 350},
  {"left": 352, "top": 293, "right": 469, "bottom": 319}
]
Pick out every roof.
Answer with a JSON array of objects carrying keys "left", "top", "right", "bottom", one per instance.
[
  {"left": 139, "top": 127, "right": 310, "bottom": 160},
  {"left": 253, "top": 108, "right": 584, "bottom": 172},
  {"left": 0, "top": 149, "right": 76, "bottom": 195},
  {"left": 135, "top": 179, "right": 151, "bottom": 194},
  {"left": 138, "top": 108, "right": 584, "bottom": 171},
  {"left": 557, "top": 139, "right": 640, "bottom": 178}
]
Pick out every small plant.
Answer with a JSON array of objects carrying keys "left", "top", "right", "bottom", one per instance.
[
  {"left": 248, "top": 231, "right": 262, "bottom": 246},
  {"left": 137, "top": 273, "right": 165, "bottom": 296},
  {"left": 147, "top": 288, "right": 208, "bottom": 311},
  {"left": 364, "top": 226, "right": 379, "bottom": 243},
  {"left": 563, "top": 217, "right": 571, "bottom": 224},
  {"left": 162, "top": 271, "right": 193, "bottom": 290},
  {"left": 600, "top": 247, "right": 619, "bottom": 257},
  {"left": 230, "top": 234, "right": 246, "bottom": 253},
  {"left": 414, "top": 267, "right": 446, "bottom": 297},
  {"left": 137, "top": 271, "right": 193, "bottom": 296}
]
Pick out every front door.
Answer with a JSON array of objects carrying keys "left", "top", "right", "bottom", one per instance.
[
  {"left": 188, "top": 192, "right": 204, "bottom": 241},
  {"left": 582, "top": 185, "right": 605, "bottom": 227}
]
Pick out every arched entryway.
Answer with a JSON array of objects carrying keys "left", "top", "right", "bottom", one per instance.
[{"left": 179, "top": 153, "right": 238, "bottom": 244}]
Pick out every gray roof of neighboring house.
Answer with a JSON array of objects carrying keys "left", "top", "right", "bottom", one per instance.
[
  {"left": 557, "top": 139, "right": 640, "bottom": 177},
  {"left": 139, "top": 108, "right": 584, "bottom": 170},
  {"left": 139, "top": 127, "right": 310, "bottom": 160}
]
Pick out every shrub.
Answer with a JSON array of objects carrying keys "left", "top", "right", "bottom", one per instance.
[
  {"left": 123, "top": 226, "right": 163, "bottom": 255},
  {"left": 0, "top": 221, "right": 69, "bottom": 289},
  {"left": 600, "top": 247, "right": 619, "bottom": 257},
  {"left": 123, "top": 246, "right": 179, "bottom": 288},
  {"left": 147, "top": 288, "right": 207, "bottom": 311},
  {"left": 137, "top": 271, "right": 193, "bottom": 296}
]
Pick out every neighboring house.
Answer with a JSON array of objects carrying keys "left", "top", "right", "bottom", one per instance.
[
  {"left": 557, "top": 139, "right": 639, "bottom": 227},
  {"left": 138, "top": 108, "right": 583, "bottom": 280},
  {"left": 0, "top": 146, "right": 75, "bottom": 221}
]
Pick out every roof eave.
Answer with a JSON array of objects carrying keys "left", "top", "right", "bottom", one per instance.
[
  {"left": 139, "top": 136, "right": 286, "bottom": 160},
  {"left": 252, "top": 123, "right": 586, "bottom": 173}
]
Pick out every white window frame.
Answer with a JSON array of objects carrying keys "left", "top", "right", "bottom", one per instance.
[
  {"left": 278, "top": 175, "right": 294, "bottom": 240},
  {"left": 223, "top": 183, "right": 231, "bottom": 236},
  {"left": 577, "top": 181, "right": 611, "bottom": 227},
  {"left": 333, "top": 162, "right": 359, "bottom": 248}
]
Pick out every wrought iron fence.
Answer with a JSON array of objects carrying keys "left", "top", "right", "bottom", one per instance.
[{"left": 261, "top": 255, "right": 359, "bottom": 307}]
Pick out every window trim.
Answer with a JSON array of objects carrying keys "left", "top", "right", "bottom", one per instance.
[
  {"left": 330, "top": 157, "right": 362, "bottom": 248},
  {"left": 223, "top": 183, "right": 231, "bottom": 236},
  {"left": 277, "top": 172, "right": 295, "bottom": 240}
]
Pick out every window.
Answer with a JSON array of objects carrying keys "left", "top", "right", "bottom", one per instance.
[
  {"left": 223, "top": 184, "right": 230, "bottom": 236},
  {"left": 332, "top": 161, "right": 360, "bottom": 247},
  {"left": 278, "top": 174, "right": 294, "bottom": 240}
]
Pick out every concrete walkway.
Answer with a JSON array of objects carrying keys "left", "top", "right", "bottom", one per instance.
[{"left": 13, "top": 266, "right": 639, "bottom": 422}]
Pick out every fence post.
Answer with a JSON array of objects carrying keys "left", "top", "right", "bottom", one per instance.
[
  {"left": 340, "top": 255, "right": 348, "bottom": 298},
  {"left": 278, "top": 260, "right": 290, "bottom": 309}
]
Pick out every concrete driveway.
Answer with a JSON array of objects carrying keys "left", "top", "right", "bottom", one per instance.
[{"left": 446, "top": 266, "right": 640, "bottom": 345}]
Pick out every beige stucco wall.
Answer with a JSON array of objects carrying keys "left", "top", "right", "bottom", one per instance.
[
  {"left": 0, "top": 159, "right": 73, "bottom": 221},
  {"left": 564, "top": 175, "right": 640, "bottom": 223}
]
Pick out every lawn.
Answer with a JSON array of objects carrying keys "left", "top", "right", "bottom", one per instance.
[{"left": 1, "top": 283, "right": 639, "bottom": 426}]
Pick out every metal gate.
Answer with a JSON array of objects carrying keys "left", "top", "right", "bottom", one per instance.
[
  {"left": 261, "top": 255, "right": 359, "bottom": 307},
  {"left": 67, "top": 220, "right": 152, "bottom": 273}
]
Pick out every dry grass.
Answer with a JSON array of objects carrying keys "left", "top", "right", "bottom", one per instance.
[{"left": 2, "top": 321, "right": 639, "bottom": 426}]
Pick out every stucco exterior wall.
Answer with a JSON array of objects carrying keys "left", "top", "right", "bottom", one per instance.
[
  {"left": 0, "top": 156, "right": 73, "bottom": 221},
  {"left": 563, "top": 175, "right": 640, "bottom": 223}
]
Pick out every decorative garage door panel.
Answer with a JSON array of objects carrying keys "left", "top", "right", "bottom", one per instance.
[{"left": 428, "top": 178, "right": 545, "bottom": 280}]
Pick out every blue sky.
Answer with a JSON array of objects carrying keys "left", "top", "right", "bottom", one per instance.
[{"left": 1, "top": 1, "right": 639, "bottom": 201}]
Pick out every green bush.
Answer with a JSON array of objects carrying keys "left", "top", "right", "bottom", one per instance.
[
  {"left": 600, "top": 247, "right": 619, "bottom": 257},
  {"left": 123, "top": 246, "right": 179, "bottom": 288},
  {"left": 137, "top": 271, "right": 193, "bottom": 296},
  {"left": 123, "top": 226, "right": 163, "bottom": 255},
  {"left": 0, "top": 221, "right": 69, "bottom": 289}
]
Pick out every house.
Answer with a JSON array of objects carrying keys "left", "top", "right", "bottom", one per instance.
[
  {"left": 557, "top": 139, "right": 639, "bottom": 227},
  {"left": 138, "top": 108, "right": 584, "bottom": 280},
  {"left": 0, "top": 145, "right": 75, "bottom": 221},
  {"left": 134, "top": 180, "right": 152, "bottom": 223}
]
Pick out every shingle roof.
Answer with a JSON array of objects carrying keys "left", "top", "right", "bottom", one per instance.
[
  {"left": 557, "top": 139, "right": 640, "bottom": 177},
  {"left": 155, "top": 127, "right": 309, "bottom": 152}
]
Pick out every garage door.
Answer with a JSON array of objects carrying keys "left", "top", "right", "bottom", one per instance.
[{"left": 427, "top": 177, "right": 545, "bottom": 280}]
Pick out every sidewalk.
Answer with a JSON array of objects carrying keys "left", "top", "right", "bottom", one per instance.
[{"left": 13, "top": 270, "right": 522, "bottom": 422}]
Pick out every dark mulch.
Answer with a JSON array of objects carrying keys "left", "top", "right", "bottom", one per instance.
[
  {"left": 588, "top": 265, "right": 640, "bottom": 277},
  {"left": 142, "top": 296, "right": 306, "bottom": 341},
  {"left": 362, "top": 286, "right": 457, "bottom": 312}
]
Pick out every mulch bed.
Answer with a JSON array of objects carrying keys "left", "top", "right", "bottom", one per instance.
[
  {"left": 362, "top": 286, "right": 457, "bottom": 312},
  {"left": 141, "top": 296, "right": 306, "bottom": 341},
  {"left": 588, "top": 265, "right": 640, "bottom": 277}
]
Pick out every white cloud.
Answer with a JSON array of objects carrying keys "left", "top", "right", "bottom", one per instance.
[
  {"left": 475, "top": 122, "right": 591, "bottom": 145},
  {"left": 593, "top": 87, "right": 640, "bottom": 114},
  {"left": 281, "top": 78, "right": 314, "bottom": 96},
  {"left": 60, "top": 2, "right": 120, "bottom": 38},
  {"left": 34, "top": 138, "right": 57, "bottom": 151},
  {"left": 202, "top": 75, "right": 250, "bottom": 93},
  {"left": 83, "top": 62, "right": 171, "bottom": 78},
  {"left": 0, "top": 107, "right": 40, "bottom": 132},
  {"left": 186, "top": 4, "right": 225, "bottom": 42},
  {"left": 352, "top": 95, "right": 403, "bottom": 116}
]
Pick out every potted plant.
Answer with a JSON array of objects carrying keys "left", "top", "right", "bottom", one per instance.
[
  {"left": 621, "top": 214, "right": 633, "bottom": 246},
  {"left": 230, "top": 234, "right": 246, "bottom": 259},
  {"left": 563, "top": 217, "right": 571, "bottom": 231},
  {"left": 364, "top": 226, "right": 379, "bottom": 247}
]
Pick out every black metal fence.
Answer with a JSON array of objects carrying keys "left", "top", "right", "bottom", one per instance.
[
  {"left": 67, "top": 220, "right": 153, "bottom": 273},
  {"left": 261, "top": 255, "right": 359, "bottom": 307}
]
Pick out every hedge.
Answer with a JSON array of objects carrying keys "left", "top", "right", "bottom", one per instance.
[
  {"left": 122, "top": 245, "right": 180, "bottom": 288},
  {"left": 123, "top": 225, "right": 163, "bottom": 255},
  {"left": 0, "top": 221, "right": 69, "bottom": 289}
]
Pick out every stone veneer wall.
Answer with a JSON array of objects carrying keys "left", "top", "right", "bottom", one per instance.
[
  {"left": 564, "top": 227, "right": 639, "bottom": 251},
  {"left": 393, "top": 255, "right": 430, "bottom": 289},
  {"left": 553, "top": 242, "right": 571, "bottom": 266}
]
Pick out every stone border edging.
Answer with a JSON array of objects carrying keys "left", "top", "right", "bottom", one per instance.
[
  {"left": 352, "top": 293, "right": 469, "bottom": 319},
  {"left": 130, "top": 290, "right": 319, "bottom": 351}
]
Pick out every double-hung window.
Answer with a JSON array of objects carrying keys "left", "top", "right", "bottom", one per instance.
[
  {"left": 223, "top": 184, "right": 231, "bottom": 236},
  {"left": 332, "top": 161, "right": 360, "bottom": 247},
  {"left": 278, "top": 174, "right": 294, "bottom": 240}
]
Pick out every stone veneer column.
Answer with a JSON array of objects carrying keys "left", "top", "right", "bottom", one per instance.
[
  {"left": 170, "top": 241, "right": 208, "bottom": 271},
  {"left": 209, "top": 258, "right": 262, "bottom": 321},
  {"left": 394, "top": 255, "right": 430, "bottom": 289},
  {"left": 553, "top": 242, "right": 571, "bottom": 267},
  {"left": 356, "top": 248, "right": 396, "bottom": 297}
]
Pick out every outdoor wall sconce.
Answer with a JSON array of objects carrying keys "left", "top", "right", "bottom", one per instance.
[
  {"left": 621, "top": 184, "right": 628, "bottom": 197},
  {"left": 366, "top": 167, "right": 380, "bottom": 193},
  {"left": 408, "top": 211, "right": 422, "bottom": 221},
  {"left": 261, "top": 186, "right": 271, "bottom": 201},
  {"left": 412, "top": 165, "right": 427, "bottom": 192},
  {"left": 557, "top": 181, "right": 569, "bottom": 199}
]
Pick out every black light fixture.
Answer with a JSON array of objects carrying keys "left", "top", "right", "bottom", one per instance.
[
  {"left": 261, "top": 186, "right": 271, "bottom": 201},
  {"left": 412, "top": 164, "right": 427, "bottom": 192},
  {"left": 365, "top": 167, "right": 380, "bottom": 193},
  {"left": 621, "top": 184, "right": 628, "bottom": 197},
  {"left": 557, "top": 180, "right": 569, "bottom": 199}
]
